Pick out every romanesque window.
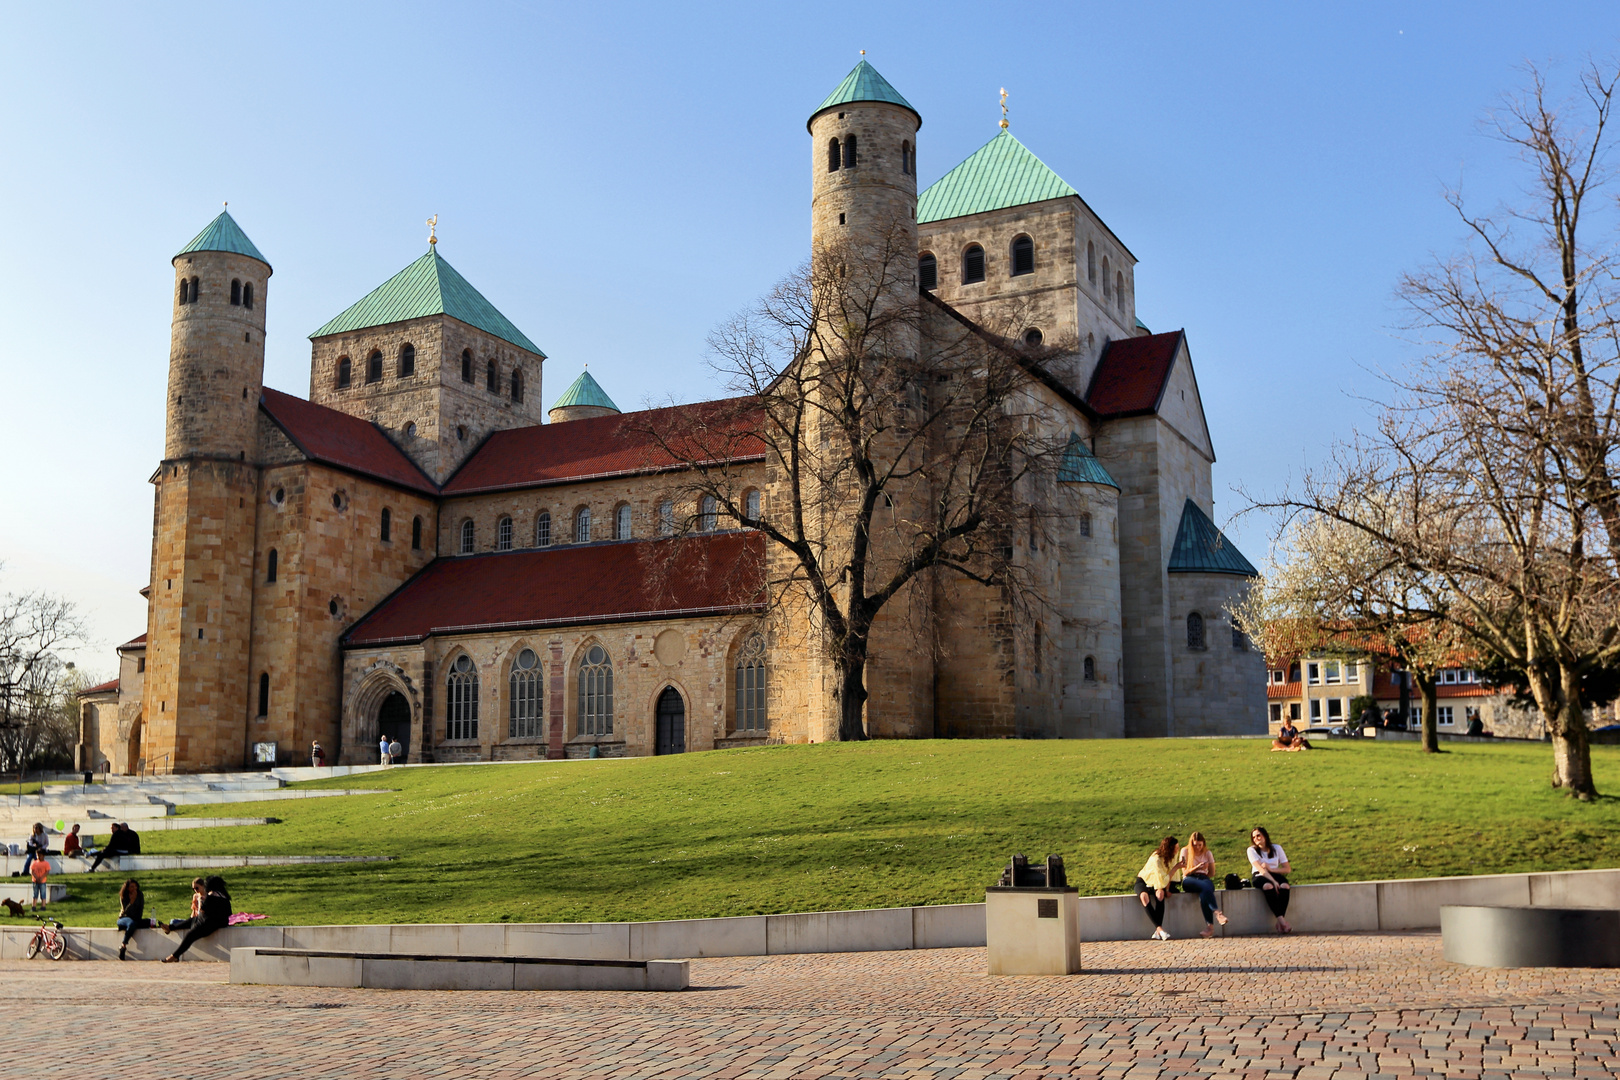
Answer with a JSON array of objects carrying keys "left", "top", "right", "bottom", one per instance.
[
  {"left": 575, "top": 506, "right": 591, "bottom": 544},
  {"left": 745, "top": 489, "right": 761, "bottom": 524},
  {"left": 446, "top": 654, "right": 479, "bottom": 740},
  {"left": 380, "top": 508, "right": 391, "bottom": 543},
  {"left": 243, "top": 282, "right": 253, "bottom": 309},
  {"left": 461, "top": 350, "right": 473, "bottom": 383},
  {"left": 1011, "top": 235, "right": 1034, "bottom": 277},
  {"left": 178, "top": 278, "right": 188, "bottom": 305},
  {"left": 615, "top": 503, "right": 632, "bottom": 540},
  {"left": 510, "top": 368, "right": 523, "bottom": 403},
  {"left": 734, "top": 632, "right": 767, "bottom": 732},
  {"left": 1079, "top": 512, "right": 1092, "bottom": 538},
  {"left": 1102, "top": 256, "right": 1112, "bottom": 299},
  {"left": 1087, "top": 241, "right": 1097, "bottom": 285},
  {"left": 827, "top": 138, "right": 841, "bottom": 172},
  {"left": 918, "top": 252, "right": 937, "bottom": 291},
  {"left": 1116, "top": 271, "right": 1126, "bottom": 313},
  {"left": 486, "top": 359, "right": 498, "bottom": 392},
  {"left": 411, "top": 516, "right": 422, "bottom": 550},
  {"left": 399, "top": 344, "right": 415, "bottom": 378},
  {"left": 258, "top": 672, "right": 269, "bottom": 717},
  {"left": 404, "top": 422, "right": 416, "bottom": 436},
  {"left": 336, "top": 357, "right": 352, "bottom": 389},
  {"left": 658, "top": 501, "right": 675, "bottom": 536},
  {"left": 497, "top": 516, "right": 513, "bottom": 551},
  {"left": 535, "top": 511, "right": 552, "bottom": 547},
  {"left": 1083, "top": 655, "right": 1096, "bottom": 682},
  {"left": 901, "top": 140, "right": 913, "bottom": 176},
  {"left": 231, "top": 279, "right": 242, "bottom": 305},
  {"left": 366, "top": 351, "right": 383, "bottom": 384},
  {"left": 266, "top": 549, "right": 277, "bottom": 584},
  {"left": 460, "top": 519, "right": 475, "bottom": 554},
  {"left": 577, "top": 644, "right": 613, "bottom": 736},
  {"left": 699, "top": 495, "right": 718, "bottom": 532},
  {"left": 509, "top": 648, "right": 543, "bottom": 738},
  {"left": 842, "top": 134, "right": 858, "bottom": 168},
  {"left": 188, "top": 277, "right": 199, "bottom": 303},
  {"left": 1023, "top": 328, "right": 1043, "bottom": 346},
  {"left": 1186, "top": 611, "right": 1205, "bottom": 650},
  {"left": 1232, "top": 621, "right": 1248, "bottom": 651},
  {"left": 962, "top": 245, "right": 985, "bottom": 284}
]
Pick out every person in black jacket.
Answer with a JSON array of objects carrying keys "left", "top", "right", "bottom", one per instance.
[
  {"left": 89, "top": 823, "right": 142, "bottom": 872},
  {"left": 163, "top": 876, "right": 231, "bottom": 962}
]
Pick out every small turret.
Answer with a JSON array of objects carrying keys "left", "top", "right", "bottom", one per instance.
[
  {"left": 548, "top": 368, "right": 619, "bottom": 424},
  {"left": 807, "top": 60, "right": 921, "bottom": 260}
]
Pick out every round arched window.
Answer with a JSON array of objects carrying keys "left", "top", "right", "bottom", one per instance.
[{"left": 516, "top": 648, "right": 538, "bottom": 669}]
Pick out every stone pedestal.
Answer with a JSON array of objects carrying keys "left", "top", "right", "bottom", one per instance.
[{"left": 985, "top": 887, "right": 1081, "bottom": 975}]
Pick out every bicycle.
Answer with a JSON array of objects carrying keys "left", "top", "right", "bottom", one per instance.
[{"left": 26, "top": 915, "right": 67, "bottom": 960}]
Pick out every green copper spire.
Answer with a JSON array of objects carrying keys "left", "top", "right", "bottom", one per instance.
[
  {"left": 1167, "top": 500, "right": 1258, "bottom": 577},
  {"left": 551, "top": 368, "right": 618, "bottom": 413},
  {"left": 917, "top": 129, "right": 1079, "bottom": 224},
  {"left": 808, "top": 59, "right": 920, "bottom": 131},
  {"left": 174, "top": 209, "right": 268, "bottom": 267},
  {"left": 1057, "top": 432, "right": 1119, "bottom": 489}
]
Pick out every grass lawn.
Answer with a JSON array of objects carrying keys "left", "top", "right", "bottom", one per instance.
[{"left": 7, "top": 737, "right": 1619, "bottom": 930}]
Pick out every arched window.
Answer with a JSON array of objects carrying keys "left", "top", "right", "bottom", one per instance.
[
  {"left": 842, "top": 134, "right": 858, "bottom": 168},
  {"left": 510, "top": 368, "right": 523, "bottom": 402},
  {"left": 497, "top": 516, "right": 513, "bottom": 551},
  {"left": 178, "top": 278, "right": 188, "bottom": 305},
  {"left": 1232, "top": 621, "right": 1248, "bottom": 651},
  {"left": 901, "top": 140, "right": 913, "bottom": 176},
  {"left": 366, "top": 351, "right": 383, "bottom": 384},
  {"left": 486, "top": 359, "right": 498, "bottom": 392},
  {"left": 962, "top": 244, "right": 985, "bottom": 284},
  {"left": 461, "top": 350, "right": 473, "bottom": 383},
  {"left": 658, "top": 500, "right": 675, "bottom": 536},
  {"left": 189, "top": 277, "right": 199, "bottom": 303},
  {"left": 615, "top": 503, "right": 632, "bottom": 540},
  {"left": 1011, "top": 235, "right": 1035, "bottom": 276},
  {"left": 735, "top": 632, "right": 767, "bottom": 732},
  {"left": 399, "top": 344, "right": 415, "bottom": 378},
  {"left": 404, "top": 421, "right": 416, "bottom": 436},
  {"left": 230, "top": 279, "right": 242, "bottom": 305},
  {"left": 1116, "top": 270, "right": 1126, "bottom": 312},
  {"left": 411, "top": 516, "right": 422, "bottom": 550},
  {"left": 1079, "top": 512, "right": 1092, "bottom": 538},
  {"left": 446, "top": 654, "right": 479, "bottom": 740},
  {"left": 699, "top": 495, "right": 718, "bottom": 532},
  {"left": 827, "top": 137, "right": 841, "bottom": 172},
  {"left": 575, "top": 506, "right": 591, "bottom": 544},
  {"left": 243, "top": 282, "right": 253, "bottom": 309},
  {"left": 1102, "top": 256, "right": 1112, "bottom": 298},
  {"left": 258, "top": 672, "right": 270, "bottom": 717},
  {"left": 266, "top": 548, "right": 278, "bottom": 584},
  {"left": 535, "top": 511, "right": 552, "bottom": 547},
  {"left": 918, "top": 252, "right": 938, "bottom": 291},
  {"left": 577, "top": 644, "right": 613, "bottom": 735},
  {"left": 1083, "top": 656, "right": 1096, "bottom": 682},
  {"left": 1023, "top": 328, "right": 1043, "bottom": 347},
  {"left": 509, "top": 648, "right": 543, "bottom": 738},
  {"left": 460, "top": 519, "right": 475, "bottom": 554},
  {"left": 1187, "top": 612, "right": 1205, "bottom": 650},
  {"left": 380, "top": 508, "right": 392, "bottom": 543},
  {"left": 1087, "top": 241, "right": 1097, "bottom": 284},
  {"left": 745, "top": 489, "right": 761, "bottom": 524},
  {"left": 336, "top": 357, "right": 352, "bottom": 389}
]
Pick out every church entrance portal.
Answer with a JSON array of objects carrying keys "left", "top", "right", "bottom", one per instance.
[
  {"left": 655, "top": 687, "right": 685, "bottom": 755},
  {"left": 378, "top": 692, "right": 411, "bottom": 764}
]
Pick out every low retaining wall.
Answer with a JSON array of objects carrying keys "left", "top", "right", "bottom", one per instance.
[
  {"left": 5, "top": 867, "right": 1616, "bottom": 963},
  {"left": 0, "top": 882, "right": 67, "bottom": 904},
  {"left": 1, "top": 854, "right": 392, "bottom": 876},
  {"left": 230, "top": 948, "right": 689, "bottom": 991}
]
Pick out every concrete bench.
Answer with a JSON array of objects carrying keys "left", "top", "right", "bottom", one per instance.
[
  {"left": 0, "top": 882, "right": 67, "bottom": 904},
  {"left": 229, "top": 947, "right": 689, "bottom": 991},
  {"left": 1441, "top": 905, "right": 1620, "bottom": 968}
]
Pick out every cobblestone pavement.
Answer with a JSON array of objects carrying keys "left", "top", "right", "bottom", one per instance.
[{"left": 2, "top": 931, "right": 1617, "bottom": 1078}]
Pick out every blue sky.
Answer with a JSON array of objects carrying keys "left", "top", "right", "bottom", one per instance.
[{"left": 1, "top": 2, "right": 1615, "bottom": 672}]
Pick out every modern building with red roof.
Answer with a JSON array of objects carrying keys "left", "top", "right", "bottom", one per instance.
[{"left": 88, "top": 61, "right": 1261, "bottom": 774}]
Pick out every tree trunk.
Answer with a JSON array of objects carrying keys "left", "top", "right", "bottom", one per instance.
[
  {"left": 834, "top": 652, "right": 869, "bottom": 742},
  {"left": 1549, "top": 665, "right": 1598, "bottom": 799},
  {"left": 1415, "top": 674, "right": 1440, "bottom": 753}
]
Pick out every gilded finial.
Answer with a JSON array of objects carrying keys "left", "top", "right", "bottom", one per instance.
[
  {"left": 999, "top": 88, "right": 1009, "bottom": 129},
  {"left": 223, "top": 200, "right": 229, "bottom": 209},
  {"left": 860, "top": 49, "right": 866, "bottom": 57},
  {"left": 427, "top": 214, "right": 438, "bottom": 246}
]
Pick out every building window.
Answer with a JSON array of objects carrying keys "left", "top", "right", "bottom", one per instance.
[
  {"left": 411, "top": 516, "right": 422, "bottom": 550},
  {"left": 399, "top": 344, "right": 415, "bottom": 378},
  {"left": 266, "top": 548, "right": 277, "bottom": 584},
  {"left": 509, "top": 648, "right": 543, "bottom": 738},
  {"left": 962, "top": 244, "right": 985, "bottom": 284},
  {"left": 1087, "top": 241, "right": 1097, "bottom": 284},
  {"left": 404, "top": 422, "right": 416, "bottom": 437},
  {"left": 842, "top": 134, "right": 858, "bottom": 168},
  {"left": 1102, "top": 256, "right": 1112, "bottom": 299},
  {"left": 461, "top": 350, "right": 473, "bottom": 383},
  {"left": 446, "top": 654, "right": 479, "bottom": 741},
  {"left": 257, "top": 672, "right": 269, "bottom": 717},
  {"left": 1023, "top": 328, "right": 1043, "bottom": 346},
  {"left": 231, "top": 279, "right": 242, "bottom": 305},
  {"left": 658, "top": 501, "right": 675, "bottom": 536},
  {"left": 1186, "top": 611, "right": 1205, "bottom": 650},
  {"left": 1232, "top": 622, "right": 1248, "bottom": 651},
  {"left": 1327, "top": 698, "right": 1344, "bottom": 720},
  {"left": 178, "top": 278, "right": 189, "bottom": 305},
  {"left": 510, "top": 368, "right": 523, "bottom": 403},
  {"left": 575, "top": 506, "right": 591, "bottom": 544},
  {"left": 699, "top": 495, "right": 718, "bottom": 532},
  {"left": 366, "top": 351, "right": 383, "bottom": 383},
  {"left": 1011, "top": 235, "right": 1034, "bottom": 276},
  {"left": 380, "top": 508, "right": 392, "bottom": 543},
  {"left": 1083, "top": 655, "right": 1096, "bottom": 682},
  {"left": 137, "top": 657, "right": 145, "bottom": 673},
  {"left": 460, "top": 519, "right": 474, "bottom": 554},
  {"left": 1079, "top": 512, "right": 1092, "bottom": 537},
  {"left": 827, "top": 137, "right": 841, "bottom": 172},
  {"left": 1116, "top": 270, "right": 1126, "bottom": 313},
  {"left": 1325, "top": 660, "right": 1341, "bottom": 684},
  {"left": 615, "top": 503, "right": 632, "bottom": 540},
  {"left": 744, "top": 489, "right": 761, "bottom": 524},
  {"left": 1345, "top": 661, "right": 1358, "bottom": 682},
  {"left": 901, "top": 139, "right": 914, "bottom": 176},
  {"left": 497, "top": 516, "right": 513, "bottom": 551},
  {"left": 1271, "top": 669, "right": 1284, "bottom": 684},
  {"left": 535, "top": 511, "right": 552, "bottom": 547},
  {"left": 734, "top": 632, "right": 768, "bottom": 733},
  {"left": 486, "top": 359, "right": 498, "bottom": 392},
  {"left": 1310, "top": 699, "right": 1322, "bottom": 721},
  {"left": 1438, "top": 706, "right": 1455, "bottom": 726},
  {"left": 918, "top": 252, "right": 937, "bottom": 291},
  {"left": 336, "top": 357, "right": 352, "bottom": 389},
  {"left": 243, "top": 282, "right": 253, "bottom": 309},
  {"left": 578, "top": 644, "right": 613, "bottom": 736},
  {"left": 1289, "top": 662, "right": 1301, "bottom": 682},
  {"left": 1270, "top": 702, "right": 1283, "bottom": 725},
  {"left": 1307, "top": 662, "right": 1320, "bottom": 684},
  {"left": 188, "top": 277, "right": 199, "bottom": 303}
]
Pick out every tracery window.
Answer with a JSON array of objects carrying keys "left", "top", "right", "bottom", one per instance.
[
  {"left": 446, "top": 654, "right": 479, "bottom": 740},
  {"left": 497, "top": 516, "right": 513, "bottom": 551},
  {"left": 577, "top": 644, "right": 613, "bottom": 735},
  {"left": 460, "top": 518, "right": 474, "bottom": 554},
  {"left": 734, "top": 632, "right": 767, "bottom": 733},
  {"left": 1187, "top": 611, "right": 1205, "bottom": 650},
  {"left": 575, "top": 506, "right": 591, "bottom": 544},
  {"left": 535, "top": 510, "right": 552, "bottom": 547},
  {"left": 509, "top": 648, "right": 543, "bottom": 738},
  {"left": 615, "top": 503, "right": 632, "bottom": 540}
]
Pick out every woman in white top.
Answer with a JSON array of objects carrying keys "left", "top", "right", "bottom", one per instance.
[{"left": 1247, "top": 826, "right": 1293, "bottom": 933}]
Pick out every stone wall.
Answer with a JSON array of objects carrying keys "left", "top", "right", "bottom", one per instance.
[{"left": 1167, "top": 573, "right": 1267, "bottom": 735}]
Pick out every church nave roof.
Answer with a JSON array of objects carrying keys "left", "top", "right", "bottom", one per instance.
[
  {"left": 260, "top": 387, "right": 438, "bottom": 494},
  {"left": 1084, "top": 331, "right": 1185, "bottom": 418}
]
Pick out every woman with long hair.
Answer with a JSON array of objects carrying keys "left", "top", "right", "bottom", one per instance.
[
  {"left": 1247, "top": 826, "right": 1293, "bottom": 933},
  {"left": 1133, "top": 836, "right": 1181, "bottom": 940},
  {"left": 163, "top": 876, "right": 232, "bottom": 962},
  {"left": 1177, "top": 831, "right": 1230, "bottom": 937},
  {"left": 115, "top": 880, "right": 153, "bottom": 961}
]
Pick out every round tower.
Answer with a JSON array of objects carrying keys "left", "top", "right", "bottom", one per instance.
[
  {"left": 167, "top": 210, "right": 272, "bottom": 460},
  {"left": 548, "top": 367, "right": 620, "bottom": 424},
  {"left": 807, "top": 60, "right": 921, "bottom": 263}
]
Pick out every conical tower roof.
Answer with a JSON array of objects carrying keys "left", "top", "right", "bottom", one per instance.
[
  {"left": 551, "top": 368, "right": 618, "bottom": 413},
  {"left": 918, "top": 129, "right": 1079, "bottom": 224},
  {"left": 1167, "top": 499, "right": 1258, "bottom": 577},
  {"left": 1057, "top": 432, "right": 1119, "bottom": 489},
  {"left": 174, "top": 209, "right": 269, "bottom": 267},
  {"left": 309, "top": 247, "right": 544, "bottom": 355},
  {"left": 808, "top": 60, "right": 920, "bottom": 131}
]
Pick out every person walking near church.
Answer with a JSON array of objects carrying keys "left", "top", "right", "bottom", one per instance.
[
  {"left": 310, "top": 742, "right": 325, "bottom": 768},
  {"left": 388, "top": 738, "right": 403, "bottom": 766},
  {"left": 379, "top": 735, "right": 391, "bottom": 765}
]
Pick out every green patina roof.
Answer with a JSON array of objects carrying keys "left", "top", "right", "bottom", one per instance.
[
  {"left": 310, "top": 247, "right": 544, "bottom": 355},
  {"left": 1057, "top": 432, "right": 1119, "bottom": 489},
  {"left": 1135, "top": 316, "right": 1151, "bottom": 334},
  {"left": 1167, "top": 499, "right": 1258, "bottom": 577},
  {"left": 175, "top": 210, "right": 268, "bottom": 267},
  {"left": 917, "top": 129, "right": 1079, "bottom": 224},
  {"left": 808, "top": 60, "right": 920, "bottom": 130},
  {"left": 551, "top": 368, "right": 618, "bottom": 413}
]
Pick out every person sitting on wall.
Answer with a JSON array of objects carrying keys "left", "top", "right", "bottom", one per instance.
[
  {"left": 162, "top": 876, "right": 233, "bottom": 963},
  {"left": 88, "top": 823, "right": 141, "bottom": 872},
  {"left": 61, "top": 824, "right": 83, "bottom": 861}
]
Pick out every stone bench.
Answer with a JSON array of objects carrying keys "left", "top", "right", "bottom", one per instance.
[
  {"left": 229, "top": 947, "right": 689, "bottom": 991},
  {"left": 1440, "top": 905, "right": 1620, "bottom": 968}
]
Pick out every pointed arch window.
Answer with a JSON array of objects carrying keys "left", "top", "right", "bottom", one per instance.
[
  {"left": 460, "top": 519, "right": 475, "bottom": 554},
  {"left": 336, "top": 357, "right": 352, "bottom": 389},
  {"left": 1187, "top": 611, "right": 1206, "bottom": 650},
  {"left": 575, "top": 506, "right": 591, "bottom": 544},
  {"left": 446, "top": 654, "right": 479, "bottom": 740},
  {"left": 962, "top": 245, "right": 985, "bottom": 284},
  {"left": 509, "top": 648, "right": 543, "bottom": 738},
  {"left": 230, "top": 279, "right": 242, "bottom": 305},
  {"left": 842, "top": 134, "right": 858, "bottom": 168},
  {"left": 243, "top": 282, "right": 253, "bottom": 309},
  {"left": 411, "top": 516, "right": 423, "bottom": 550},
  {"left": 918, "top": 252, "right": 937, "bottom": 291},
  {"left": 827, "top": 137, "right": 841, "bottom": 172},
  {"left": 258, "top": 672, "right": 270, "bottom": 717},
  {"left": 615, "top": 503, "right": 632, "bottom": 540},
  {"left": 366, "top": 350, "right": 383, "bottom": 384},
  {"left": 486, "top": 359, "right": 498, "bottom": 392},
  {"left": 1011, "top": 235, "right": 1035, "bottom": 276},
  {"left": 461, "top": 350, "right": 473, "bottom": 383},
  {"left": 510, "top": 367, "right": 523, "bottom": 402},
  {"left": 577, "top": 644, "right": 614, "bottom": 735},
  {"left": 497, "top": 516, "right": 513, "bottom": 551},
  {"left": 399, "top": 344, "right": 415, "bottom": 378},
  {"left": 734, "top": 632, "right": 768, "bottom": 732},
  {"left": 380, "top": 508, "right": 392, "bottom": 543},
  {"left": 535, "top": 510, "right": 552, "bottom": 547},
  {"left": 266, "top": 548, "right": 278, "bottom": 584}
]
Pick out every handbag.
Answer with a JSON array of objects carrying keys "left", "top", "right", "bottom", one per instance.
[{"left": 1224, "top": 873, "right": 1245, "bottom": 891}]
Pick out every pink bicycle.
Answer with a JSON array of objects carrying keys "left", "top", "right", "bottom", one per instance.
[{"left": 26, "top": 915, "right": 67, "bottom": 960}]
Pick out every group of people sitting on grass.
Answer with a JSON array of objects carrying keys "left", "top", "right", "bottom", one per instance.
[
  {"left": 1134, "top": 826, "right": 1294, "bottom": 939},
  {"left": 114, "top": 876, "right": 233, "bottom": 962}
]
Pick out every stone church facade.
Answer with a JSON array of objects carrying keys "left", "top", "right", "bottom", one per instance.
[{"left": 82, "top": 62, "right": 1263, "bottom": 773}]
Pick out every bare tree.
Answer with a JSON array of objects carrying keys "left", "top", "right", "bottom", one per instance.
[
  {"left": 638, "top": 222, "right": 1073, "bottom": 741},
  {"left": 0, "top": 574, "right": 88, "bottom": 774}
]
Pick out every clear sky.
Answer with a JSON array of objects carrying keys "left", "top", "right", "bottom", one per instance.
[{"left": 1, "top": 2, "right": 1615, "bottom": 674}]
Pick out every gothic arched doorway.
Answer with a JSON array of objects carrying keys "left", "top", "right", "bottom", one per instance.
[
  {"left": 655, "top": 687, "right": 685, "bottom": 755},
  {"left": 378, "top": 692, "right": 411, "bottom": 764}
]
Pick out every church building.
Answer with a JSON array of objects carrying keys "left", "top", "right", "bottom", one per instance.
[{"left": 81, "top": 62, "right": 1263, "bottom": 773}]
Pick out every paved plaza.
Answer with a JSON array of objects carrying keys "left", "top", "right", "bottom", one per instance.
[{"left": 1, "top": 931, "right": 1616, "bottom": 1078}]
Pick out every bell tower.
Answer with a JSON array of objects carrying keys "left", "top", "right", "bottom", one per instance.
[{"left": 808, "top": 59, "right": 921, "bottom": 266}]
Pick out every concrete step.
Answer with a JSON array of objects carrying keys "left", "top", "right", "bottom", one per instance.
[
  {"left": 0, "top": 882, "right": 67, "bottom": 904},
  {"left": 0, "top": 803, "right": 176, "bottom": 822},
  {"left": 4, "top": 817, "right": 275, "bottom": 847},
  {"left": 4, "top": 854, "right": 392, "bottom": 875}
]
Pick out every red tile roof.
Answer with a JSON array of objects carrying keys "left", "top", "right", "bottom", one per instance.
[
  {"left": 1267, "top": 681, "right": 1302, "bottom": 699},
  {"left": 80, "top": 679, "right": 119, "bottom": 696},
  {"left": 442, "top": 398, "right": 768, "bottom": 495},
  {"left": 260, "top": 388, "right": 437, "bottom": 495},
  {"left": 1085, "top": 331, "right": 1184, "bottom": 417},
  {"left": 343, "top": 532, "right": 765, "bottom": 646},
  {"left": 117, "top": 633, "right": 147, "bottom": 650}
]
